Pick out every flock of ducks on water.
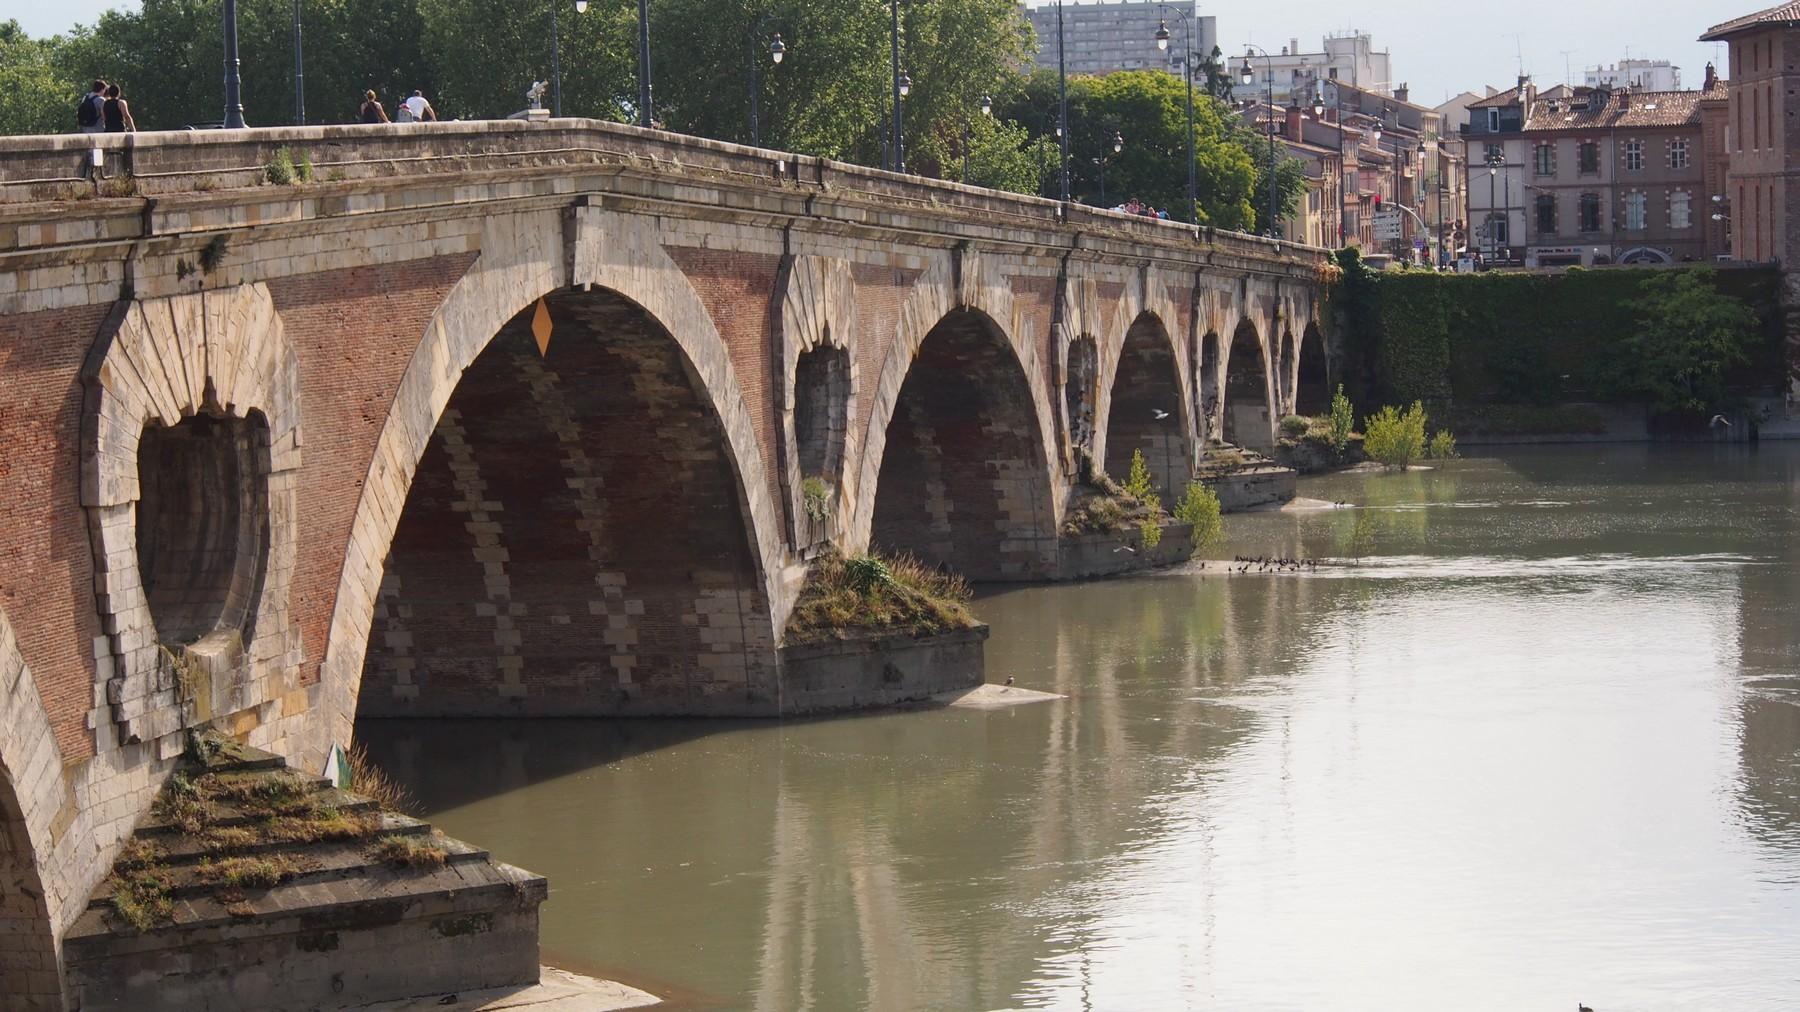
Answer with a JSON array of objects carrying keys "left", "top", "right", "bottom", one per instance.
[{"left": 1215, "top": 555, "right": 1319, "bottom": 575}]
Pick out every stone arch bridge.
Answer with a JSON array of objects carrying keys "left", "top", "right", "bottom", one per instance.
[{"left": 0, "top": 120, "right": 1329, "bottom": 1003}]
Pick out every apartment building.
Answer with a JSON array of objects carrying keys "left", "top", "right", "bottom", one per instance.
[
  {"left": 1241, "top": 31, "right": 1393, "bottom": 106},
  {"left": 1701, "top": 3, "right": 1800, "bottom": 264},
  {"left": 1023, "top": 2, "right": 1218, "bottom": 78}
]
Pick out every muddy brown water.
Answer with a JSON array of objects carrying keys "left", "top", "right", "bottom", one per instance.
[{"left": 361, "top": 444, "right": 1800, "bottom": 1009}]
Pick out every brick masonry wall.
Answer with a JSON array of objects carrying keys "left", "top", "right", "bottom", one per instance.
[
  {"left": 871, "top": 311, "right": 1058, "bottom": 581},
  {"left": 0, "top": 304, "right": 111, "bottom": 761},
  {"left": 360, "top": 289, "right": 777, "bottom": 716},
  {"left": 272, "top": 254, "right": 476, "bottom": 691}
]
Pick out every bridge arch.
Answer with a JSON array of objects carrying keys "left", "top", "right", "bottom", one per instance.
[
  {"left": 1295, "top": 320, "right": 1330, "bottom": 417},
  {"left": 323, "top": 210, "right": 785, "bottom": 749},
  {"left": 854, "top": 252, "right": 1058, "bottom": 581},
  {"left": 1099, "top": 311, "right": 1193, "bottom": 497},
  {"left": 1223, "top": 316, "right": 1275, "bottom": 451}
]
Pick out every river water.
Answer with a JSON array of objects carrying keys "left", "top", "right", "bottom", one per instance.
[{"left": 360, "top": 445, "right": 1800, "bottom": 1010}]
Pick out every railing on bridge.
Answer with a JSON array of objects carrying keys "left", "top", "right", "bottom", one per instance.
[{"left": 0, "top": 119, "right": 1326, "bottom": 268}]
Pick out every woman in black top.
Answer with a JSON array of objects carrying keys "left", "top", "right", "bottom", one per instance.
[
  {"left": 102, "top": 85, "right": 136, "bottom": 133},
  {"left": 359, "top": 90, "right": 389, "bottom": 123}
]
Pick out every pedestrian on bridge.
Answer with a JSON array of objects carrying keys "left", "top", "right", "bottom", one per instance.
[
  {"left": 102, "top": 85, "right": 137, "bottom": 134},
  {"left": 360, "top": 90, "right": 390, "bottom": 124}
]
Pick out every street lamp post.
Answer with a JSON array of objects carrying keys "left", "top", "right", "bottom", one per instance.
[
  {"left": 1057, "top": 1, "right": 1070, "bottom": 201},
  {"left": 1240, "top": 47, "right": 1278, "bottom": 237},
  {"left": 1154, "top": 6, "right": 1196, "bottom": 223},
  {"left": 550, "top": 0, "right": 563, "bottom": 117},
  {"left": 292, "top": 0, "right": 304, "bottom": 125},
  {"left": 1485, "top": 149, "right": 1505, "bottom": 261},
  {"left": 223, "top": 0, "right": 246, "bottom": 128},
  {"left": 962, "top": 94, "right": 992, "bottom": 184},
  {"left": 889, "top": 0, "right": 905, "bottom": 171},
  {"left": 748, "top": 22, "right": 785, "bottom": 146},
  {"left": 638, "top": 0, "right": 653, "bottom": 126},
  {"left": 1093, "top": 130, "right": 1124, "bottom": 205}
]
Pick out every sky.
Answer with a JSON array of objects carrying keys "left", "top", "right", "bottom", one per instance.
[{"left": 15, "top": 0, "right": 1767, "bottom": 105}]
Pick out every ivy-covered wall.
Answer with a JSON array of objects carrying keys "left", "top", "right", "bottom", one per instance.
[{"left": 1330, "top": 250, "right": 1785, "bottom": 410}]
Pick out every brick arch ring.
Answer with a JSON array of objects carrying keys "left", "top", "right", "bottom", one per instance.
[
  {"left": 775, "top": 254, "right": 859, "bottom": 549},
  {"left": 1090, "top": 269, "right": 1194, "bottom": 478},
  {"left": 81, "top": 283, "right": 303, "bottom": 756},
  {"left": 0, "top": 605, "right": 67, "bottom": 1002},
  {"left": 846, "top": 248, "right": 1059, "bottom": 554},
  {"left": 317, "top": 208, "right": 787, "bottom": 757}
]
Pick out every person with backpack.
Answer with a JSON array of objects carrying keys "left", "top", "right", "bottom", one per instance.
[
  {"left": 359, "top": 90, "right": 389, "bottom": 123},
  {"left": 102, "top": 85, "right": 136, "bottom": 133},
  {"left": 77, "top": 80, "right": 106, "bottom": 134}
]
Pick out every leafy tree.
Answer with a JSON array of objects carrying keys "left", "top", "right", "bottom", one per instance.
[
  {"left": 0, "top": 21, "right": 69, "bottom": 136},
  {"left": 996, "top": 68, "right": 1261, "bottom": 226},
  {"left": 1172, "top": 480, "right": 1224, "bottom": 551},
  {"left": 1362, "top": 401, "right": 1427, "bottom": 468},
  {"left": 1624, "top": 268, "right": 1762, "bottom": 415},
  {"left": 418, "top": 0, "right": 631, "bottom": 122},
  {"left": 1194, "top": 44, "right": 1233, "bottom": 102},
  {"left": 1327, "top": 384, "right": 1355, "bottom": 453}
]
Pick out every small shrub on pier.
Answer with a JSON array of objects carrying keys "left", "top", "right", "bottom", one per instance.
[
  {"left": 1280, "top": 414, "right": 1310, "bottom": 437},
  {"left": 1363, "top": 402, "right": 1427, "bottom": 468},
  {"left": 371, "top": 834, "right": 450, "bottom": 869},
  {"left": 1173, "top": 482, "right": 1225, "bottom": 551},
  {"left": 800, "top": 476, "right": 832, "bottom": 523},
  {"left": 264, "top": 148, "right": 298, "bottom": 185},
  {"left": 347, "top": 743, "right": 414, "bottom": 814},
  {"left": 786, "top": 550, "right": 976, "bottom": 643}
]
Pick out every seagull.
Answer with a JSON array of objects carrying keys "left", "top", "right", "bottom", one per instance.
[
  {"left": 1151, "top": 408, "right": 1171, "bottom": 420},
  {"left": 1004, "top": 675, "right": 1015, "bottom": 686},
  {"left": 1113, "top": 545, "right": 1137, "bottom": 554},
  {"left": 1710, "top": 413, "right": 1733, "bottom": 428},
  {"left": 1578, "top": 1004, "right": 1594, "bottom": 1012}
]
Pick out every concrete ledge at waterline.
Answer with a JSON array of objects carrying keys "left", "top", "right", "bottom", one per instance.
[
  {"left": 1053, "top": 523, "right": 1196, "bottom": 581},
  {"left": 934, "top": 683, "right": 1064, "bottom": 710},
  {"left": 347, "top": 965, "right": 660, "bottom": 1011},
  {"left": 779, "top": 625, "right": 988, "bottom": 714}
]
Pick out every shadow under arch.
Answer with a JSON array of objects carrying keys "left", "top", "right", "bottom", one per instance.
[
  {"left": 1197, "top": 331, "right": 1222, "bottom": 447},
  {"left": 868, "top": 308, "right": 1059, "bottom": 581},
  {"left": 1101, "top": 312, "right": 1193, "bottom": 496},
  {"left": 323, "top": 209, "right": 785, "bottom": 753},
  {"left": 1223, "top": 317, "right": 1274, "bottom": 451},
  {"left": 1295, "top": 321, "right": 1329, "bottom": 416},
  {"left": 357, "top": 285, "right": 780, "bottom": 720}
]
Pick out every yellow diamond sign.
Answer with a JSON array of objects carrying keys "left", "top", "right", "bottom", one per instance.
[{"left": 531, "top": 297, "right": 553, "bottom": 357}]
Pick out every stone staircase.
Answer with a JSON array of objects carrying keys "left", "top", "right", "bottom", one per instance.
[
  {"left": 62, "top": 740, "right": 546, "bottom": 1011},
  {"left": 1195, "top": 445, "right": 1297, "bottom": 512}
]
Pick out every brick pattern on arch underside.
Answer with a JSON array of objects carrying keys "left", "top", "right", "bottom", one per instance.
[
  {"left": 0, "top": 774, "right": 57, "bottom": 1006},
  {"left": 870, "top": 311, "right": 1057, "bottom": 582},
  {"left": 1104, "top": 317, "right": 1192, "bottom": 498},
  {"left": 358, "top": 289, "right": 777, "bottom": 717}
]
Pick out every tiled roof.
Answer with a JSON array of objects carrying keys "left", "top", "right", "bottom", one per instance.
[
  {"left": 1468, "top": 87, "right": 1521, "bottom": 109},
  {"left": 1701, "top": 2, "right": 1800, "bottom": 40},
  {"left": 1524, "top": 89, "right": 1705, "bottom": 132}
]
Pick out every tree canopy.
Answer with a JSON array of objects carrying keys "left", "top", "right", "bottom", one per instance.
[{"left": 5, "top": 1, "right": 1306, "bottom": 234}]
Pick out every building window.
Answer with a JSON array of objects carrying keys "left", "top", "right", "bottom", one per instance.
[
  {"left": 1670, "top": 138, "right": 1689, "bottom": 170},
  {"left": 1624, "top": 139, "right": 1643, "bottom": 171},
  {"left": 1488, "top": 108, "right": 1500, "bottom": 132},
  {"left": 1624, "top": 191, "right": 1647, "bottom": 230},
  {"left": 1492, "top": 215, "right": 1510, "bottom": 245},
  {"left": 1670, "top": 191, "right": 1692, "bottom": 229},
  {"left": 1534, "top": 142, "right": 1555, "bottom": 175},
  {"left": 1535, "top": 194, "right": 1557, "bottom": 233},
  {"left": 1578, "top": 141, "right": 1600, "bottom": 174},
  {"left": 1485, "top": 142, "right": 1504, "bottom": 165},
  {"left": 1579, "top": 192, "right": 1602, "bottom": 232}
]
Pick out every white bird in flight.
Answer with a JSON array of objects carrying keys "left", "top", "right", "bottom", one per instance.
[{"left": 1151, "top": 408, "right": 1171, "bottom": 420}]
